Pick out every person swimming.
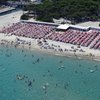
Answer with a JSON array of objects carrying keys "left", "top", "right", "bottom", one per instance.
[
  {"left": 16, "top": 75, "right": 25, "bottom": 80},
  {"left": 64, "top": 82, "right": 69, "bottom": 89},
  {"left": 59, "top": 61, "right": 63, "bottom": 63},
  {"left": 32, "top": 55, "right": 34, "bottom": 58},
  {"left": 48, "top": 70, "right": 50, "bottom": 73},
  {"left": 28, "top": 81, "right": 32, "bottom": 87},
  {"left": 90, "top": 69, "right": 95, "bottom": 73},
  {"left": 16, "top": 75, "right": 24, "bottom": 80},
  {"left": 42, "top": 83, "right": 49, "bottom": 92},
  {"left": 37, "top": 58, "right": 40, "bottom": 62},
  {"left": 33, "top": 79, "right": 35, "bottom": 82},
  {"left": 58, "top": 65, "right": 65, "bottom": 70}
]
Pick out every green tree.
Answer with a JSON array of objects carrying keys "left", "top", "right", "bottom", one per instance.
[{"left": 24, "top": 0, "right": 100, "bottom": 22}]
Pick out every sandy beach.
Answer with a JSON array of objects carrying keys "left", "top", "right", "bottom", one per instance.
[{"left": 0, "top": 32, "right": 100, "bottom": 62}]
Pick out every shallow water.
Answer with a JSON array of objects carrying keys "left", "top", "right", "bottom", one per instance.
[{"left": 0, "top": 44, "right": 100, "bottom": 100}]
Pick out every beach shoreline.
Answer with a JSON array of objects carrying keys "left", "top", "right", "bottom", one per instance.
[{"left": 0, "top": 32, "right": 100, "bottom": 62}]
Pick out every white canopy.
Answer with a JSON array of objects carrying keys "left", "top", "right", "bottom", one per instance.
[
  {"left": 30, "top": 0, "right": 37, "bottom": 2},
  {"left": 57, "top": 24, "right": 69, "bottom": 30}
]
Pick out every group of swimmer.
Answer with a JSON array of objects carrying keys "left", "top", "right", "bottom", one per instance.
[
  {"left": 16, "top": 74, "right": 33, "bottom": 87},
  {"left": 0, "top": 38, "right": 99, "bottom": 99}
]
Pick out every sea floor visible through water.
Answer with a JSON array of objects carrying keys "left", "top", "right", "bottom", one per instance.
[{"left": 0, "top": 44, "right": 100, "bottom": 100}]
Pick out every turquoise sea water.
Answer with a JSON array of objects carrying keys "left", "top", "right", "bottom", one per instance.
[{"left": 0, "top": 44, "right": 100, "bottom": 100}]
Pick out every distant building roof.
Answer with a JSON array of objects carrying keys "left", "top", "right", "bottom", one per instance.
[
  {"left": 53, "top": 18, "right": 71, "bottom": 24},
  {"left": 70, "top": 25, "right": 89, "bottom": 30}
]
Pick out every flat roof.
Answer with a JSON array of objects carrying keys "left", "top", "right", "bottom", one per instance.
[
  {"left": 56, "top": 24, "right": 69, "bottom": 30},
  {"left": 56, "top": 24, "right": 89, "bottom": 30},
  {"left": 70, "top": 25, "right": 89, "bottom": 30}
]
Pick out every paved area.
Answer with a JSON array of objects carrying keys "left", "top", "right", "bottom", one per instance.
[
  {"left": 0, "top": 10, "right": 23, "bottom": 28},
  {"left": 76, "top": 21, "right": 100, "bottom": 28}
]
